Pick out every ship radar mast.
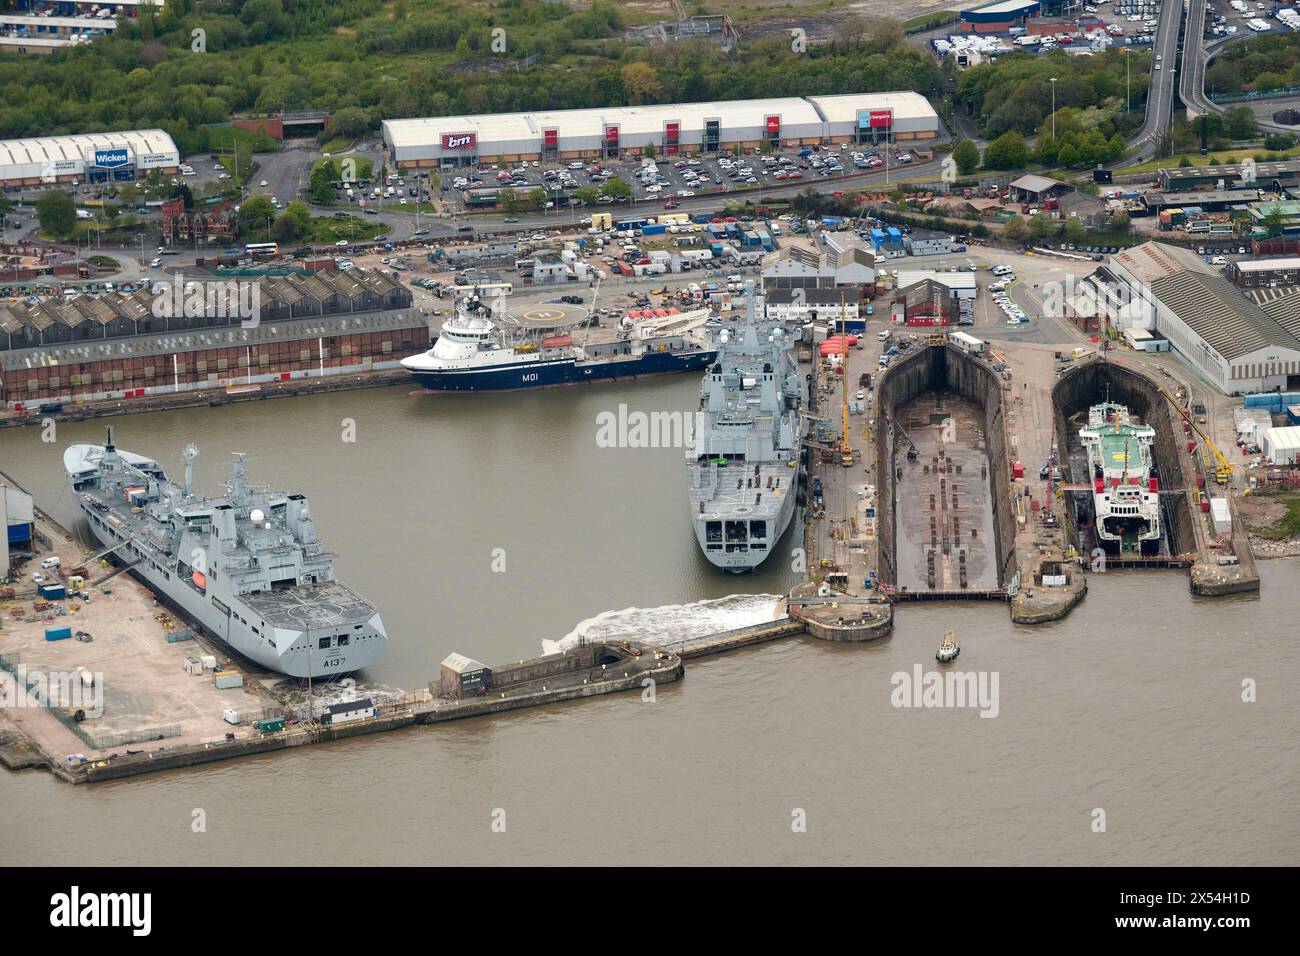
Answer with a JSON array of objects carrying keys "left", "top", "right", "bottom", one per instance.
[
  {"left": 227, "top": 454, "right": 249, "bottom": 509},
  {"left": 182, "top": 443, "right": 199, "bottom": 497}
]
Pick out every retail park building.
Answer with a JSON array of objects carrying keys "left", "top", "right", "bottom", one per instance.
[{"left": 381, "top": 93, "right": 941, "bottom": 169}]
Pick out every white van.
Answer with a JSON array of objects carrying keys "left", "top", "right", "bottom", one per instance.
[{"left": 41, "top": 556, "right": 61, "bottom": 570}]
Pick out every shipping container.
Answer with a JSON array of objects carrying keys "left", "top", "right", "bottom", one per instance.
[
  {"left": 38, "top": 584, "right": 66, "bottom": 600},
  {"left": 254, "top": 717, "right": 286, "bottom": 734},
  {"left": 214, "top": 670, "right": 244, "bottom": 690},
  {"left": 1210, "top": 497, "right": 1231, "bottom": 535},
  {"left": 44, "top": 626, "right": 72, "bottom": 642},
  {"left": 165, "top": 630, "right": 194, "bottom": 643}
]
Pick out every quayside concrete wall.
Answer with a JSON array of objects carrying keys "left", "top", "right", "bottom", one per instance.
[
  {"left": 875, "top": 344, "right": 1016, "bottom": 588},
  {"left": 1051, "top": 361, "right": 1195, "bottom": 555}
]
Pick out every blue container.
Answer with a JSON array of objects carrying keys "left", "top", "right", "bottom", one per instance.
[
  {"left": 38, "top": 584, "right": 66, "bottom": 600},
  {"left": 45, "top": 626, "right": 72, "bottom": 642},
  {"left": 1244, "top": 393, "right": 1282, "bottom": 409},
  {"left": 1287, "top": 405, "right": 1300, "bottom": 426}
]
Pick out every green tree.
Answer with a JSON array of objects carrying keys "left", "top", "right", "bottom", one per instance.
[
  {"left": 527, "top": 188, "right": 547, "bottom": 210},
  {"left": 282, "top": 200, "right": 312, "bottom": 237},
  {"left": 952, "top": 139, "right": 980, "bottom": 176},
  {"left": 1057, "top": 143, "right": 1081, "bottom": 168},
  {"left": 270, "top": 213, "right": 298, "bottom": 242},
  {"left": 499, "top": 189, "right": 520, "bottom": 215},
  {"left": 1029, "top": 212, "right": 1056, "bottom": 239},
  {"left": 982, "top": 131, "right": 1030, "bottom": 171},
  {"left": 1061, "top": 218, "right": 1088, "bottom": 244},
  {"left": 36, "top": 189, "right": 76, "bottom": 238},
  {"left": 310, "top": 159, "right": 339, "bottom": 204},
  {"left": 574, "top": 187, "right": 600, "bottom": 207},
  {"left": 1225, "top": 106, "right": 1258, "bottom": 141},
  {"left": 600, "top": 177, "right": 631, "bottom": 201},
  {"left": 1111, "top": 210, "right": 1131, "bottom": 233},
  {"left": 239, "top": 195, "right": 276, "bottom": 238},
  {"left": 1260, "top": 210, "right": 1286, "bottom": 237},
  {"left": 326, "top": 107, "right": 371, "bottom": 141},
  {"left": 1002, "top": 215, "right": 1029, "bottom": 242}
]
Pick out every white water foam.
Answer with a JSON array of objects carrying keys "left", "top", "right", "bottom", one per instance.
[{"left": 547, "top": 593, "right": 786, "bottom": 655}]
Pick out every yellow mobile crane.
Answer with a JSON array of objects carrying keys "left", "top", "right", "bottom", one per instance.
[
  {"left": 1157, "top": 387, "right": 1233, "bottom": 484},
  {"left": 839, "top": 294, "right": 853, "bottom": 467}
]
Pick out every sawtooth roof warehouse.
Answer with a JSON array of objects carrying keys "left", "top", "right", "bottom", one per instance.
[
  {"left": 0, "top": 129, "right": 179, "bottom": 187},
  {"left": 382, "top": 93, "right": 941, "bottom": 168}
]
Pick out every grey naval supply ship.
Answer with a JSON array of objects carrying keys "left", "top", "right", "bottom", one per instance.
[
  {"left": 687, "top": 284, "right": 803, "bottom": 571},
  {"left": 64, "top": 430, "right": 388, "bottom": 677}
]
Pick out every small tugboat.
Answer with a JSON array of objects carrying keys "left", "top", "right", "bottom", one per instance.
[{"left": 936, "top": 629, "right": 960, "bottom": 663}]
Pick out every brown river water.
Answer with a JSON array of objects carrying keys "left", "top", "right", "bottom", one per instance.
[{"left": 1, "top": 380, "right": 1296, "bottom": 865}]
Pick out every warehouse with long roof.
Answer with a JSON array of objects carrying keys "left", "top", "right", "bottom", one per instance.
[
  {"left": 0, "top": 129, "right": 179, "bottom": 187},
  {"left": 1100, "top": 242, "right": 1300, "bottom": 394},
  {"left": 381, "top": 92, "right": 940, "bottom": 168}
]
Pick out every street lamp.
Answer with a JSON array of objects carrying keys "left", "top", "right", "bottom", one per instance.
[{"left": 1050, "top": 77, "right": 1057, "bottom": 142}]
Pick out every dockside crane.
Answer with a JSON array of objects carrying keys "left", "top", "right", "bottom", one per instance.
[
  {"left": 838, "top": 294, "right": 853, "bottom": 467},
  {"left": 1157, "top": 387, "right": 1233, "bottom": 484}
]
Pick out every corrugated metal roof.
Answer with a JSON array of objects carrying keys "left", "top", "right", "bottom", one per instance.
[
  {"left": 1009, "top": 174, "right": 1064, "bottom": 193},
  {"left": 1149, "top": 270, "right": 1299, "bottom": 361},
  {"left": 441, "top": 652, "right": 488, "bottom": 674},
  {"left": 0, "top": 269, "right": 408, "bottom": 337},
  {"left": 1252, "top": 286, "right": 1300, "bottom": 340}
]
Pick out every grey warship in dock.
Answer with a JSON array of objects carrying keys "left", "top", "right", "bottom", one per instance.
[
  {"left": 686, "top": 285, "right": 803, "bottom": 571},
  {"left": 64, "top": 429, "right": 388, "bottom": 677}
]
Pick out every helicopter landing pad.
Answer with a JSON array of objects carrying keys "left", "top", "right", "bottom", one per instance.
[{"left": 500, "top": 302, "right": 589, "bottom": 331}]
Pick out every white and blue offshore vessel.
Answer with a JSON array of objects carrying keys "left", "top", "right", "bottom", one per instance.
[{"left": 400, "top": 293, "right": 716, "bottom": 392}]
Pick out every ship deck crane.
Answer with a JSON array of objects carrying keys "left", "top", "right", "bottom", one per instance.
[{"left": 1157, "top": 387, "right": 1233, "bottom": 484}]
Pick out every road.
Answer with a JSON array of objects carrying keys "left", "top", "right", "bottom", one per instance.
[
  {"left": 1182, "top": 14, "right": 1300, "bottom": 136},
  {"left": 1122, "top": 1, "right": 1185, "bottom": 166}
]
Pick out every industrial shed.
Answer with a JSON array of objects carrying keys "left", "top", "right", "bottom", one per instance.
[{"left": 1103, "top": 242, "right": 1300, "bottom": 394}]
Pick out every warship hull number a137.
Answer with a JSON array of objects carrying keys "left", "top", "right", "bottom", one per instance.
[
  {"left": 401, "top": 293, "right": 717, "bottom": 392},
  {"left": 64, "top": 430, "right": 388, "bottom": 678},
  {"left": 687, "top": 285, "right": 804, "bottom": 572}
]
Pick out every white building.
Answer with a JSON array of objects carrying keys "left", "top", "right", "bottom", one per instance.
[
  {"left": 1099, "top": 242, "right": 1300, "bottom": 395},
  {"left": 1262, "top": 425, "right": 1300, "bottom": 465},
  {"left": 765, "top": 287, "right": 861, "bottom": 324},
  {"left": 382, "top": 92, "right": 940, "bottom": 168},
  {"left": 0, "top": 129, "right": 180, "bottom": 188},
  {"left": 894, "top": 270, "right": 977, "bottom": 300}
]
